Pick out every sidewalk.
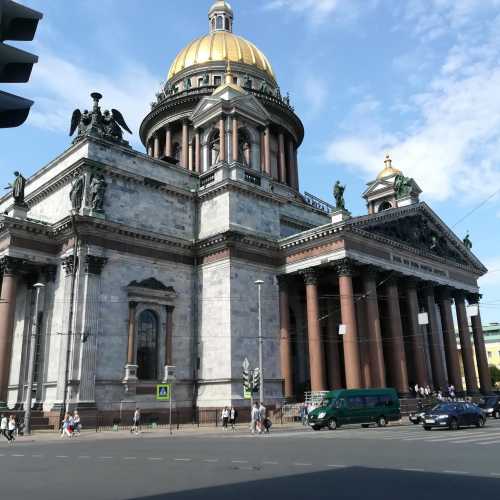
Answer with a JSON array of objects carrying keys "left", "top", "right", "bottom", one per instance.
[{"left": 3, "top": 418, "right": 413, "bottom": 446}]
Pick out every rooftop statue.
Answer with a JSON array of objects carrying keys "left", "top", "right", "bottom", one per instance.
[
  {"left": 69, "top": 92, "right": 132, "bottom": 146},
  {"left": 463, "top": 231, "right": 473, "bottom": 250},
  {"left": 394, "top": 173, "right": 413, "bottom": 199},
  {"left": 333, "top": 181, "right": 346, "bottom": 211},
  {"left": 4, "top": 171, "right": 27, "bottom": 206}
]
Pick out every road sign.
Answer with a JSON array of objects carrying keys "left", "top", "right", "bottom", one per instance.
[
  {"left": 244, "top": 387, "right": 252, "bottom": 400},
  {"left": 156, "top": 384, "right": 171, "bottom": 401}
]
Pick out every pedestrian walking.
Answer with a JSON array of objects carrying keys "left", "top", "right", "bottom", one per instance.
[
  {"left": 61, "top": 413, "right": 73, "bottom": 438},
  {"left": 250, "top": 402, "right": 260, "bottom": 434},
  {"left": 419, "top": 386, "right": 425, "bottom": 398},
  {"left": 221, "top": 407, "right": 229, "bottom": 429},
  {"left": 0, "top": 414, "right": 8, "bottom": 441},
  {"left": 424, "top": 385, "right": 431, "bottom": 398},
  {"left": 131, "top": 408, "right": 141, "bottom": 435},
  {"left": 73, "top": 411, "right": 81, "bottom": 435},
  {"left": 229, "top": 407, "right": 238, "bottom": 431},
  {"left": 259, "top": 402, "right": 267, "bottom": 434},
  {"left": 300, "top": 404, "right": 307, "bottom": 426},
  {"left": 7, "top": 415, "right": 16, "bottom": 444},
  {"left": 449, "top": 385, "right": 456, "bottom": 400}
]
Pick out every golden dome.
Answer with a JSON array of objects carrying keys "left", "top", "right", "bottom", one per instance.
[
  {"left": 377, "top": 154, "right": 401, "bottom": 179},
  {"left": 167, "top": 32, "right": 276, "bottom": 82}
]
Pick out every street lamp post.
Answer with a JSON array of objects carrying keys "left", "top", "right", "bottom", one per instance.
[
  {"left": 254, "top": 280, "right": 264, "bottom": 403},
  {"left": 24, "top": 283, "right": 45, "bottom": 435}
]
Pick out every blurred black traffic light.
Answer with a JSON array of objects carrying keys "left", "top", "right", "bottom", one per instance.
[{"left": 0, "top": 0, "right": 42, "bottom": 128}]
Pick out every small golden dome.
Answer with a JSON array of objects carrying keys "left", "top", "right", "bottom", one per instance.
[
  {"left": 167, "top": 32, "right": 276, "bottom": 82},
  {"left": 377, "top": 154, "right": 401, "bottom": 179}
]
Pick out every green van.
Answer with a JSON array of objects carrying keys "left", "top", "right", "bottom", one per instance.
[{"left": 307, "top": 388, "right": 400, "bottom": 430}]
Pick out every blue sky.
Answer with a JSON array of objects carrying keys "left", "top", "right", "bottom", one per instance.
[{"left": 2, "top": 0, "right": 499, "bottom": 321}]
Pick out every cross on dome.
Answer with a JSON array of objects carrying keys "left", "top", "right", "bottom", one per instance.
[{"left": 209, "top": 0, "right": 234, "bottom": 33}]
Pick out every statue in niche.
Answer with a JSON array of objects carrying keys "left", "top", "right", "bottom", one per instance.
[
  {"left": 284, "top": 92, "right": 291, "bottom": 106},
  {"left": 89, "top": 173, "right": 107, "bottom": 212},
  {"left": 394, "top": 173, "right": 413, "bottom": 199},
  {"left": 333, "top": 181, "right": 346, "bottom": 211},
  {"left": 183, "top": 77, "right": 191, "bottom": 91},
  {"left": 463, "top": 231, "right": 473, "bottom": 250},
  {"left": 70, "top": 172, "right": 85, "bottom": 211},
  {"left": 202, "top": 73, "right": 210, "bottom": 86},
  {"left": 5, "top": 171, "right": 26, "bottom": 206},
  {"left": 243, "top": 74, "right": 252, "bottom": 89},
  {"left": 259, "top": 80, "right": 268, "bottom": 94}
]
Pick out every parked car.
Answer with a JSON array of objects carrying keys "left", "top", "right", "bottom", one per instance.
[
  {"left": 478, "top": 396, "right": 500, "bottom": 419},
  {"left": 307, "top": 388, "right": 400, "bottom": 431},
  {"left": 422, "top": 402, "right": 486, "bottom": 431},
  {"left": 409, "top": 410, "right": 426, "bottom": 425}
]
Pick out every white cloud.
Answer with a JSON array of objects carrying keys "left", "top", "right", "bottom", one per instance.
[
  {"left": 27, "top": 49, "right": 159, "bottom": 148},
  {"left": 264, "top": 0, "right": 377, "bottom": 24},
  {"left": 479, "top": 257, "right": 500, "bottom": 288},
  {"left": 325, "top": 8, "right": 500, "bottom": 202}
]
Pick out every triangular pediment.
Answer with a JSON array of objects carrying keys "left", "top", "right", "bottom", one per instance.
[{"left": 349, "top": 203, "right": 486, "bottom": 272}]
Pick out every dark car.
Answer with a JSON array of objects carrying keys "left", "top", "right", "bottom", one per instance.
[
  {"left": 478, "top": 396, "right": 500, "bottom": 419},
  {"left": 422, "top": 402, "right": 486, "bottom": 431}
]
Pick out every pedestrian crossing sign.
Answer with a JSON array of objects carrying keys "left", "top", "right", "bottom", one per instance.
[
  {"left": 244, "top": 387, "right": 252, "bottom": 399},
  {"left": 156, "top": 384, "right": 171, "bottom": 401}
]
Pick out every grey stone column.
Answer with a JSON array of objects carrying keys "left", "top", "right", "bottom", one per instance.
[
  {"left": 53, "top": 255, "right": 78, "bottom": 410},
  {"left": 468, "top": 296, "right": 493, "bottom": 395},
  {"left": 76, "top": 255, "right": 107, "bottom": 407},
  {"left": 423, "top": 286, "right": 448, "bottom": 392}
]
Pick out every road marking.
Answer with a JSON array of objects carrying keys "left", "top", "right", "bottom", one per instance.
[
  {"left": 490, "top": 473, "right": 500, "bottom": 477},
  {"left": 293, "top": 463, "right": 312, "bottom": 466},
  {"left": 78, "top": 456, "right": 90, "bottom": 459},
  {"left": 401, "top": 468, "right": 425, "bottom": 472},
  {"left": 31, "top": 454, "right": 43, "bottom": 458},
  {"left": 478, "top": 440, "right": 500, "bottom": 446},
  {"left": 232, "top": 460, "right": 249, "bottom": 464},
  {"left": 327, "top": 464, "right": 346, "bottom": 468},
  {"left": 148, "top": 458, "right": 164, "bottom": 461},
  {"left": 262, "top": 461, "right": 279, "bottom": 465},
  {"left": 174, "top": 458, "right": 192, "bottom": 462},
  {"left": 12, "top": 454, "right": 24, "bottom": 457},
  {"left": 98, "top": 457, "right": 113, "bottom": 459},
  {"left": 56, "top": 456, "right": 68, "bottom": 458},
  {"left": 443, "top": 470, "right": 469, "bottom": 475},
  {"left": 122, "top": 457, "right": 137, "bottom": 460},
  {"left": 203, "top": 459, "right": 219, "bottom": 463}
]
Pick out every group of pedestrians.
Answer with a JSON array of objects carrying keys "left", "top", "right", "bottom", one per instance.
[
  {"left": 250, "top": 402, "right": 271, "bottom": 434},
  {"left": 60, "top": 411, "right": 81, "bottom": 438},
  {"left": 412, "top": 383, "right": 457, "bottom": 401},
  {"left": 0, "top": 414, "right": 17, "bottom": 444},
  {"left": 221, "top": 407, "right": 238, "bottom": 430}
]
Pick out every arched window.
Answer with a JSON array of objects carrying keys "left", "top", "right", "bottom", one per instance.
[
  {"left": 225, "top": 17, "right": 230, "bottom": 30},
  {"left": 216, "top": 15, "right": 223, "bottom": 30},
  {"left": 137, "top": 310, "right": 158, "bottom": 380},
  {"left": 378, "top": 201, "right": 392, "bottom": 212}
]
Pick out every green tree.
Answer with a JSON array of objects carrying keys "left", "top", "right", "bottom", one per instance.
[{"left": 489, "top": 365, "right": 500, "bottom": 386}]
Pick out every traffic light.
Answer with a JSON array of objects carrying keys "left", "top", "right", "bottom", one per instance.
[{"left": 0, "top": 0, "right": 42, "bottom": 128}]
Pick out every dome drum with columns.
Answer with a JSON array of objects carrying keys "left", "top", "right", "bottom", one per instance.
[{"left": 140, "top": 1, "right": 303, "bottom": 190}]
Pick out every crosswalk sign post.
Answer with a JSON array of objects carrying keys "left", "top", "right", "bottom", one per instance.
[{"left": 156, "top": 384, "right": 171, "bottom": 401}]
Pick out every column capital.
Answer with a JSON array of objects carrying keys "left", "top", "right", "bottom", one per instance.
[
  {"left": 276, "top": 275, "right": 289, "bottom": 287},
  {"left": 301, "top": 268, "right": 318, "bottom": 286},
  {"left": 128, "top": 300, "right": 138, "bottom": 309},
  {"left": 466, "top": 293, "right": 481, "bottom": 306},
  {"left": 435, "top": 286, "right": 453, "bottom": 301},
  {"left": 0, "top": 256, "right": 24, "bottom": 276},
  {"left": 61, "top": 255, "right": 78, "bottom": 276},
  {"left": 84, "top": 255, "right": 108, "bottom": 275},
  {"left": 453, "top": 289, "right": 467, "bottom": 302},
  {"left": 359, "top": 265, "right": 379, "bottom": 280},
  {"left": 335, "top": 258, "right": 355, "bottom": 277}
]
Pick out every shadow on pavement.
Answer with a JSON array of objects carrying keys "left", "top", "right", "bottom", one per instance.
[{"left": 130, "top": 466, "right": 499, "bottom": 500}]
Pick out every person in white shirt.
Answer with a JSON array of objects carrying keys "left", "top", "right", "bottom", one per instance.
[
  {"left": 0, "top": 414, "right": 8, "bottom": 441},
  {"left": 221, "top": 407, "right": 230, "bottom": 429},
  {"left": 7, "top": 415, "right": 16, "bottom": 444},
  {"left": 250, "top": 403, "right": 260, "bottom": 434}
]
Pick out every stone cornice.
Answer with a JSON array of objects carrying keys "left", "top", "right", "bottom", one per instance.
[{"left": 279, "top": 222, "right": 346, "bottom": 250}]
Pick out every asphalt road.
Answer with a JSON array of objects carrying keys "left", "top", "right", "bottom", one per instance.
[{"left": 2, "top": 419, "right": 500, "bottom": 500}]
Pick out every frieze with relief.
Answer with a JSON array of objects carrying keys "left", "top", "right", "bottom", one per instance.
[{"left": 365, "top": 214, "right": 467, "bottom": 265}]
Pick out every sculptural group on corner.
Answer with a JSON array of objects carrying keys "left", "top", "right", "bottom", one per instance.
[
  {"left": 69, "top": 92, "right": 132, "bottom": 145},
  {"left": 394, "top": 173, "right": 413, "bottom": 199},
  {"left": 69, "top": 170, "right": 107, "bottom": 214}
]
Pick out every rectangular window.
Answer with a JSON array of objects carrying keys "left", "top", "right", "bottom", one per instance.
[
  {"left": 213, "top": 76, "right": 222, "bottom": 86},
  {"left": 233, "top": 76, "right": 238, "bottom": 84},
  {"left": 488, "top": 351, "right": 492, "bottom": 358},
  {"left": 198, "top": 78, "right": 204, "bottom": 87},
  {"left": 347, "top": 396, "right": 364, "bottom": 409}
]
